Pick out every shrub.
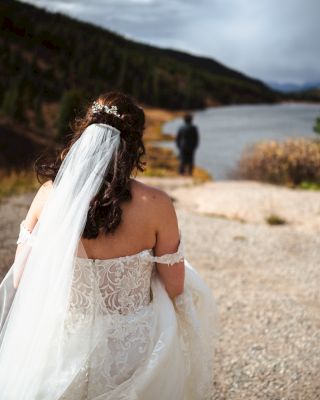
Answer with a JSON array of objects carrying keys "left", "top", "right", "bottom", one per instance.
[
  {"left": 298, "top": 181, "right": 320, "bottom": 190},
  {"left": 314, "top": 117, "right": 320, "bottom": 134},
  {"left": 266, "top": 214, "right": 286, "bottom": 225},
  {"left": 237, "top": 138, "right": 320, "bottom": 186}
]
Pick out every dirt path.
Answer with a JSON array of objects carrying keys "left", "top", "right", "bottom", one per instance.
[{"left": 1, "top": 179, "right": 320, "bottom": 399}]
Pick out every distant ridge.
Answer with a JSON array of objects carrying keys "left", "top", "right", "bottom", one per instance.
[
  {"left": 267, "top": 81, "right": 320, "bottom": 93},
  {"left": 0, "top": 0, "right": 278, "bottom": 111},
  {"left": 160, "top": 48, "right": 268, "bottom": 90}
]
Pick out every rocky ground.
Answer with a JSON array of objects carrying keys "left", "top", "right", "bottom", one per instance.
[{"left": 1, "top": 178, "right": 320, "bottom": 399}]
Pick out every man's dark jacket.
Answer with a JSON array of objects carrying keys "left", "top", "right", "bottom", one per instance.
[{"left": 176, "top": 123, "right": 199, "bottom": 153}]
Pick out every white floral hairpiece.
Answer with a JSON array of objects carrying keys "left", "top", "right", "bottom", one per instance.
[{"left": 91, "top": 101, "right": 122, "bottom": 118}]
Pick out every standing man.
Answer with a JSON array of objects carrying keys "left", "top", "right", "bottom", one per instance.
[{"left": 175, "top": 113, "right": 199, "bottom": 176}]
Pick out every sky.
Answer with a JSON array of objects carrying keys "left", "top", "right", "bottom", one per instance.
[{"left": 21, "top": 0, "right": 320, "bottom": 85}]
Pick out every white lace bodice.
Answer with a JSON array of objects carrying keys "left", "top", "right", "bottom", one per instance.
[
  {"left": 17, "top": 220, "right": 184, "bottom": 317},
  {"left": 70, "top": 241, "right": 183, "bottom": 317}
]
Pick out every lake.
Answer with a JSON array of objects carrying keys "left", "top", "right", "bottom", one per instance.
[{"left": 161, "top": 103, "right": 320, "bottom": 180}]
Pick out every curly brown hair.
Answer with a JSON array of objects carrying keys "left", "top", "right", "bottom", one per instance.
[{"left": 35, "top": 91, "right": 146, "bottom": 239}]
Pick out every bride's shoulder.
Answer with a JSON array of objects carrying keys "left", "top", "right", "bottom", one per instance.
[
  {"left": 130, "top": 178, "right": 173, "bottom": 206},
  {"left": 37, "top": 180, "right": 53, "bottom": 199},
  {"left": 32, "top": 180, "right": 53, "bottom": 213},
  {"left": 130, "top": 179, "right": 176, "bottom": 224},
  {"left": 42, "top": 179, "right": 53, "bottom": 189},
  {"left": 22, "top": 180, "right": 53, "bottom": 230}
]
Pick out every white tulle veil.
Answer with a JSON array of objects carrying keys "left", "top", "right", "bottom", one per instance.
[{"left": 0, "top": 123, "right": 121, "bottom": 399}]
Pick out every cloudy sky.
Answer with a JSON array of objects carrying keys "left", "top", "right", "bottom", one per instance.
[{"left": 21, "top": 0, "right": 320, "bottom": 84}]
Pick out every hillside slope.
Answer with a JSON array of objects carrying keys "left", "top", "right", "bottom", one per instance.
[{"left": 0, "top": 0, "right": 278, "bottom": 113}]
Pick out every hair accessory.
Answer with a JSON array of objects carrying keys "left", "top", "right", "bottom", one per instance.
[{"left": 92, "top": 101, "right": 122, "bottom": 118}]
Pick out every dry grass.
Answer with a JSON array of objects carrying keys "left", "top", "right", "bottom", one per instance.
[
  {"left": 237, "top": 138, "right": 320, "bottom": 186},
  {"left": 139, "top": 144, "right": 212, "bottom": 183},
  {"left": 143, "top": 106, "right": 183, "bottom": 142},
  {"left": 0, "top": 169, "right": 40, "bottom": 200}
]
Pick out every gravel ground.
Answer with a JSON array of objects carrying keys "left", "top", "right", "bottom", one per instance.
[
  {"left": 1, "top": 182, "right": 320, "bottom": 400},
  {"left": 177, "top": 208, "right": 320, "bottom": 400},
  {"left": 171, "top": 180, "right": 320, "bottom": 231}
]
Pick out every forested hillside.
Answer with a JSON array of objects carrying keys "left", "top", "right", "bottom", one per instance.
[
  {"left": 0, "top": 0, "right": 278, "bottom": 117},
  {"left": 0, "top": 0, "right": 281, "bottom": 173}
]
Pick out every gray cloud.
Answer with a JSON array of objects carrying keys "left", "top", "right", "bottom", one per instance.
[{"left": 21, "top": 0, "right": 320, "bottom": 84}]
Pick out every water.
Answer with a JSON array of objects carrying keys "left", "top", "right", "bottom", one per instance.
[{"left": 161, "top": 103, "right": 320, "bottom": 180}]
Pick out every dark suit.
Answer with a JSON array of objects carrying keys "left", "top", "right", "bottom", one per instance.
[{"left": 175, "top": 122, "right": 199, "bottom": 175}]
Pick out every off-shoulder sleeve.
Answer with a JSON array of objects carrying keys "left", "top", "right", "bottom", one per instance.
[
  {"left": 150, "top": 230, "right": 184, "bottom": 266},
  {"left": 16, "top": 220, "right": 33, "bottom": 245}
]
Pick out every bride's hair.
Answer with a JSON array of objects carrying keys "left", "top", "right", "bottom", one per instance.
[{"left": 36, "top": 91, "right": 146, "bottom": 239}]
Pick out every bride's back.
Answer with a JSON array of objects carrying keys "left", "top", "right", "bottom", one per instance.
[
  {"left": 36, "top": 178, "right": 180, "bottom": 261},
  {"left": 80, "top": 178, "right": 169, "bottom": 260}
]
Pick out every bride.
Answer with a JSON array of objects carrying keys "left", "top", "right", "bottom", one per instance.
[{"left": 0, "top": 92, "right": 216, "bottom": 399}]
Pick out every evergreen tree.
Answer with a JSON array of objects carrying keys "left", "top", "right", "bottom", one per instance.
[
  {"left": 116, "top": 51, "right": 127, "bottom": 88},
  {"left": 152, "top": 70, "right": 159, "bottom": 105},
  {"left": 57, "top": 90, "right": 84, "bottom": 139},
  {"left": 1, "top": 78, "right": 25, "bottom": 122},
  {"left": 33, "top": 95, "right": 44, "bottom": 128}
]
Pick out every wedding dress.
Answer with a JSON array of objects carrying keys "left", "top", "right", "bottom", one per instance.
[{"left": 0, "top": 123, "right": 216, "bottom": 400}]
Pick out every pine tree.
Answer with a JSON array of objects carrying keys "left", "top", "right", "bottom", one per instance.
[
  {"left": 56, "top": 90, "right": 83, "bottom": 139},
  {"left": 116, "top": 51, "right": 127, "bottom": 89},
  {"left": 152, "top": 70, "right": 159, "bottom": 105},
  {"left": 1, "top": 78, "right": 25, "bottom": 122},
  {"left": 33, "top": 96, "right": 44, "bottom": 128}
]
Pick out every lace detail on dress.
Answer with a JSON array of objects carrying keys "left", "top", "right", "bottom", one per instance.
[
  {"left": 68, "top": 253, "right": 154, "bottom": 318},
  {"left": 61, "top": 305, "right": 155, "bottom": 399},
  {"left": 61, "top": 233, "right": 185, "bottom": 396},
  {"left": 66, "top": 232, "right": 184, "bottom": 323},
  {"left": 62, "top": 252, "right": 158, "bottom": 398},
  {"left": 148, "top": 235, "right": 184, "bottom": 266}
]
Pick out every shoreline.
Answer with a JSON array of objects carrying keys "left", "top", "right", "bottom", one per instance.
[
  {"left": 141, "top": 105, "right": 213, "bottom": 182},
  {"left": 1, "top": 101, "right": 319, "bottom": 199}
]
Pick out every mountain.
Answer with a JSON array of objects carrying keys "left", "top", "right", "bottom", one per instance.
[
  {"left": 267, "top": 81, "right": 320, "bottom": 93},
  {"left": 292, "top": 87, "right": 320, "bottom": 102},
  {"left": 0, "top": 0, "right": 278, "bottom": 115}
]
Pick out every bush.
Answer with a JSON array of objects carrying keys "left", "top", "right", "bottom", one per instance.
[
  {"left": 266, "top": 214, "right": 286, "bottom": 225},
  {"left": 237, "top": 138, "right": 320, "bottom": 186},
  {"left": 298, "top": 181, "right": 320, "bottom": 190},
  {"left": 314, "top": 117, "right": 320, "bottom": 134}
]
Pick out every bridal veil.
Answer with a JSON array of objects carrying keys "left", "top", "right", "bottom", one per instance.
[{"left": 0, "top": 123, "right": 122, "bottom": 398}]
